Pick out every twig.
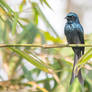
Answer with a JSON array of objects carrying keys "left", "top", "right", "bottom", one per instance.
[{"left": 0, "top": 44, "right": 91, "bottom": 48}]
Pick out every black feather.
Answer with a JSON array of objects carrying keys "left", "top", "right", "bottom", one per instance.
[{"left": 64, "top": 12, "right": 85, "bottom": 85}]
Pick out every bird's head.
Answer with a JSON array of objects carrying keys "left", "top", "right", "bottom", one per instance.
[{"left": 65, "top": 12, "right": 80, "bottom": 24}]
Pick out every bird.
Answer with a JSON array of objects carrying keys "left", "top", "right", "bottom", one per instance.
[{"left": 64, "top": 12, "right": 85, "bottom": 85}]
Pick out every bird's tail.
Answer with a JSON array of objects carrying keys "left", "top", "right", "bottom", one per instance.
[{"left": 70, "top": 52, "right": 84, "bottom": 85}]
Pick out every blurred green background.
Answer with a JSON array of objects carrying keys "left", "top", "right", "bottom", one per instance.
[{"left": 0, "top": 0, "right": 92, "bottom": 92}]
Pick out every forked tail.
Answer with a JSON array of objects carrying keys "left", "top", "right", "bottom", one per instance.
[{"left": 70, "top": 53, "right": 84, "bottom": 85}]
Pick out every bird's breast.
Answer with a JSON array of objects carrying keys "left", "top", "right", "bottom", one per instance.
[
  {"left": 64, "top": 23, "right": 77, "bottom": 34},
  {"left": 64, "top": 23, "right": 79, "bottom": 43}
]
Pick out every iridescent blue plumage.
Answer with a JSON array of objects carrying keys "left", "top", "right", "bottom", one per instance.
[{"left": 64, "top": 12, "right": 84, "bottom": 85}]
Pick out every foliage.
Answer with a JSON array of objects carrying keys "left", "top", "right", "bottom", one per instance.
[{"left": 0, "top": 0, "right": 92, "bottom": 92}]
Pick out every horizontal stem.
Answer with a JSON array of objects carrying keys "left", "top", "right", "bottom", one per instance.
[{"left": 0, "top": 44, "right": 91, "bottom": 48}]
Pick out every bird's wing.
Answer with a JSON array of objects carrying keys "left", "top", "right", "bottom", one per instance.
[
  {"left": 77, "top": 24, "right": 84, "bottom": 44},
  {"left": 77, "top": 24, "right": 85, "bottom": 54}
]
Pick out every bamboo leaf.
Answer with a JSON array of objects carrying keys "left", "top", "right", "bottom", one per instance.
[
  {"left": 33, "top": 8, "right": 39, "bottom": 25},
  {"left": 22, "top": 65, "right": 33, "bottom": 81},
  {"left": 9, "top": 47, "right": 49, "bottom": 72},
  {"left": 40, "top": 0, "right": 43, "bottom": 5},
  {"left": 17, "top": 22, "right": 38, "bottom": 43},
  {"left": 39, "top": 0, "right": 52, "bottom": 9},
  {"left": 19, "top": 0, "right": 26, "bottom": 12},
  {"left": 0, "top": 0, "right": 14, "bottom": 15},
  {"left": 68, "top": 78, "right": 83, "bottom": 92},
  {"left": 0, "top": 0, "right": 24, "bottom": 28},
  {"left": 12, "top": 13, "right": 18, "bottom": 35},
  {"left": 77, "top": 48, "right": 92, "bottom": 68},
  {"left": 43, "top": 0, "right": 52, "bottom": 9},
  {"left": 84, "top": 79, "right": 92, "bottom": 92},
  {"left": 43, "top": 31, "right": 62, "bottom": 43},
  {"left": 32, "top": 2, "right": 59, "bottom": 38}
]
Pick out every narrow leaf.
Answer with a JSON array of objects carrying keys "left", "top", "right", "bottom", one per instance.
[
  {"left": 32, "top": 2, "right": 59, "bottom": 38},
  {"left": 12, "top": 13, "right": 18, "bottom": 35},
  {"left": 43, "top": 0, "right": 52, "bottom": 9},
  {"left": 68, "top": 78, "right": 83, "bottom": 92},
  {"left": 22, "top": 65, "right": 33, "bottom": 81},
  {"left": 19, "top": 0, "right": 26, "bottom": 12},
  {"left": 77, "top": 48, "right": 92, "bottom": 68},
  {"left": 9, "top": 47, "right": 49, "bottom": 72}
]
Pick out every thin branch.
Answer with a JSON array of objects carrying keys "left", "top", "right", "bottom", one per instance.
[{"left": 0, "top": 44, "right": 91, "bottom": 48}]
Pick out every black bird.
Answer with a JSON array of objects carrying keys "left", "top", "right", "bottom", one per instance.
[{"left": 64, "top": 12, "right": 85, "bottom": 85}]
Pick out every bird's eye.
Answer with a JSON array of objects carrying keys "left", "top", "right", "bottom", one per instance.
[{"left": 71, "top": 15, "right": 74, "bottom": 18}]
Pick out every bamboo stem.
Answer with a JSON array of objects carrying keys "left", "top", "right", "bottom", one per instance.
[{"left": 0, "top": 44, "right": 91, "bottom": 48}]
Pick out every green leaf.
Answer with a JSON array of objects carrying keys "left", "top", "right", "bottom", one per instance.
[
  {"left": 77, "top": 48, "right": 92, "bottom": 68},
  {"left": 0, "top": 21, "right": 3, "bottom": 42},
  {"left": 43, "top": 31, "right": 62, "bottom": 43},
  {"left": 19, "top": 0, "right": 26, "bottom": 12},
  {"left": 33, "top": 7, "right": 39, "bottom": 25},
  {"left": 39, "top": 0, "right": 52, "bottom": 9},
  {"left": 9, "top": 47, "right": 49, "bottom": 72},
  {"left": 40, "top": 0, "right": 43, "bottom": 5},
  {"left": 87, "top": 70, "right": 92, "bottom": 80},
  {"left": 12, "top": 13, "right": 18, "bottom": 35},
  {"left": 0, "top": 0, "right": 24, "bottom": 29},
  {"left": 0, "top": 0, "right": 14, "bottom": 17},
  {"left": 32, "top": 2, "right": 59, "bottom": 38},
  {"left": 2, "top": 19, "right": 11, "bottom": 43},
  {"left": 84, "top": 79, "right": 92, "bottom": 92},
  {"left": 31, "top": 68, "right": 41, "bottom": 76},
  {"left": 22, "top": 65, "right": 33, "bottom": 81},
  {"left": 38, "top": 32, "right": 46, "bottom": 44},
  {"left": 17, "top": 22, "right": 38, "bottom": 43},
  {"left": 34, "top": 12, "right": 38, "bottom": 25},
  {"left": 68, "top": 78, "right": 83, "bottom": 92},
  {"left": 43, "top": 0, "right": 52, "bottom": 9},
  {"left": 44, "top": 79, "right": 51, "bottom": 91}
]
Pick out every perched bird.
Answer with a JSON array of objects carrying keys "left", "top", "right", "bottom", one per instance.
[{"left": 64, "top": 12, "right": 85, "bottom": 85}]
